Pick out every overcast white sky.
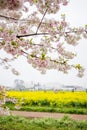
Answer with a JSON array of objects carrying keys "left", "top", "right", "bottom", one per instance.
[{"left": 0, "top": 0, "right": 87, "bottom": 87}]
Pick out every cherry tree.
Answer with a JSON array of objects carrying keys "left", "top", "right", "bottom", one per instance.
[{"left": 0, "top": 0, "right": 87, "bottom": 115}]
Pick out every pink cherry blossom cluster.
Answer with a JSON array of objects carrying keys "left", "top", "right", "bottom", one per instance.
[
  {"left": 0, "top": 57, "right": 20, "bottom": 75},
  {"left": 0, "top": 86, "right": 10, "bottom": 115},
  {"left": 0, "top": 106, "right": 10, "bottom": 115},
  {"left": 0, "top": 0, "right": 24, "bottom": 10},
  {"left": 0, "top": 86, "right": 6, "bottom": 105},
  {"left": 73, "top": 64, "right": 85, "bottom": 78},
  {"left": 0, "top": 0, "right": 68, "bottom": 13},
  {"left": 5, "top": 97, "right": 17, "bottom": 104},
  {"left": 32, "top": 0, "right": 69, "bottom": 14},
  {"left": 57, "top": 43, "right": 76, "bottom": 59}
]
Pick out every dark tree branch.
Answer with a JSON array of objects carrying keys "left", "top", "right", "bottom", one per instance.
[
  {"left": 16, "top": 29, "right": 87, "bottom": 38},
  {"left": 16, "top": 32, "right": 49, "bottom": 38},
  {"left": 0, "top": 14, "right": 19, "bottom": 20}
]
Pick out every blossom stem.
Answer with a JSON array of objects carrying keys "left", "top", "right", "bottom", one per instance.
[
  {"left": 0, "top": 14, "right": 19, "bottom": 20},
  {"left": 36, "top": 8, "right": 48, "bottom": 33}
]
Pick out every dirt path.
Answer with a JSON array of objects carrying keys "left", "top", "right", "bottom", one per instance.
[{"left": 11, "top": 111, "right": 87, "bottom": 121}]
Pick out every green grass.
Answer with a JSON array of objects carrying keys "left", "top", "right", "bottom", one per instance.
[
  {"left": 4, "top": 102, "right": 87, "bottom": 114},
  {"left": 20, "top": 106, "right": 87, "bottom": 114},
  {"left": 0, "top": 115, "right": 87, "bottom": 130}
]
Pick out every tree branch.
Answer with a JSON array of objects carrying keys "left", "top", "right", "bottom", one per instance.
[
  {"left": 17, "top": 30, "right": 87, "bottom": 38},
  {"left": 21, "top": 50, "right": 67, "bottom": 65},
  {"left": 36, "top": 8, "right": 48, "bottom": 33},
  {"left": 16, "top": 32, "right": 49, "bottom": 38},
  {"left": 0, "top": 14, "right": 19, "bottom": 21}
]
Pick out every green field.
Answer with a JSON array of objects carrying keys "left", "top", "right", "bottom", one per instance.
[{"left": 0, "top": 115, "right": 87, "bottom": 130}]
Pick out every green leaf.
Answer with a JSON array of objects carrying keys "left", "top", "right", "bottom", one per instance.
[
  {"left": 61, "top": 14, "right": 66, "bottom": 19},
  {"left": 85, "top": 24, "right": 87, "bottom": 28},
  {"left": 1, "top": 41, "right": 5, "bottom": 45},
  {"left": 59, "top": 25, "right": 63, "bottom": 31},
  {"left": 29, "top": 38, "right": 33, "bottom": 44},
  {"left": 61, "top": 14, "right": 66, "bottom": 17},
  {"left": 75, "top": 64, "right": 82, "bottom": 69},
  {"left": 0, "top": 27, "right": 4, "bottom": 32},
  {"left": 9, "top": 29, "right": 13, "bottom": 35},
  {"left": 41, "top": 51, "right": 46, "bottom": 60},
  {"left": 34, "top": 0, "right": 38, "bottom": 3},
  {"left": 20, "top": 38, "right": 23, "bottom": 41},
  {"left": 11, "top": 41, "right": 19, "bottom": 47}
]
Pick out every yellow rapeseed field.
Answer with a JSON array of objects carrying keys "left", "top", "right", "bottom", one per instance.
[{"left": 7, "top": 91, "right": 87, "bottom": 107}]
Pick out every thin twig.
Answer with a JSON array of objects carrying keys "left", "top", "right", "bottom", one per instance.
[
  {"left": 36, "top": 8, "right": 48, "bottom": 33},
  {"left": 0, "top": 14, "right": 19, "bottom": 20},
  {"left": 21, "top": 50, "right": 66, "bottom": 65}
]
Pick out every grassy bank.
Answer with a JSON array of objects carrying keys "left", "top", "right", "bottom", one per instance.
[
  {"left": 4, "top": 102, "right": 87, "bottom": 114},
  {"left": 0, "top": 115, "right": 87, "bottom": 130}
]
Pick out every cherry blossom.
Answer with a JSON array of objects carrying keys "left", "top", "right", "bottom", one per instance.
[
  {"left": 0, "top": 86, "right": 10, "bottom": 115},
  {"left": 0, "top": 0, "right": 24, "bottom": 10},
  {"left": 0, "top": 0, "right": 86, "bottom": 77}
]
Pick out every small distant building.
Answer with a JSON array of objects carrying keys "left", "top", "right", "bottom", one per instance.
[{"left": 14, "top": 79, "right": 25, "bottom": 90}]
